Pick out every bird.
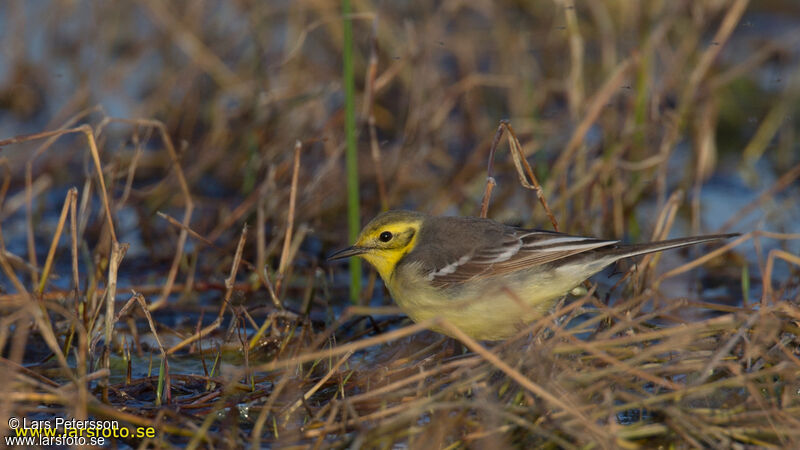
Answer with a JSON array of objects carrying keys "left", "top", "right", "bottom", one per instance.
[{"left": 328, "top": 210, "right": 738, "bottom": 340}]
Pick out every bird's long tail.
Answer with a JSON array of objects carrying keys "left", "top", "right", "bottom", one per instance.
[{"left": 610, "top": 233, "right": 739, "bottom": 260}]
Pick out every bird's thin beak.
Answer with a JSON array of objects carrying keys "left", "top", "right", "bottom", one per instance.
[{"left": 327, "top": 246, "right": 368, "bottom": 261}]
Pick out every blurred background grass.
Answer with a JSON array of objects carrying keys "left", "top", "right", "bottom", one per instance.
[
  {"left": 2, "top": 1, "right": 800, "bottom": 239},
  {"left": 1, "top": 0, "right": 800, "bottom": 447}
]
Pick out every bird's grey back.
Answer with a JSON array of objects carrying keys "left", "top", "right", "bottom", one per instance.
[{"left": 405, "top": 216, "right": 509, "bottom": 270}]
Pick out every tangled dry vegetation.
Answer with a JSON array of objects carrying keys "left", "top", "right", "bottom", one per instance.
[{"left": 1, "top": 0, "right": 800, "bottom": 448}]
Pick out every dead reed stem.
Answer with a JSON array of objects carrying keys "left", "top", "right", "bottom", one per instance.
[
  {"left": 102, "top": 241, "right": 128, "bottom": 401},
  {"left": 278, "top": 141, "right": 302, "bottom": 280},
  {"left": 37, "top": 188, "right": 76, "bottom": 294},
  {"left": 220, "top": 224, "right": 248, "bottom": 319}
]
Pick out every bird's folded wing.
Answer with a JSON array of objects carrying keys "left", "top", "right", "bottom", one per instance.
[{"left": 426, "top": 230, "right": 618, "bottom": 288}]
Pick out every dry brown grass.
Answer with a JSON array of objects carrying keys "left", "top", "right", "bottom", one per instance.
[{"left": 1, "top": 0, "right": 800, "bottom": 447}]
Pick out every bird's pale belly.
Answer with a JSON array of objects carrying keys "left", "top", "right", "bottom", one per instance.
[{"left": 388, "top": 264, "right": 597, "bottom": 340}]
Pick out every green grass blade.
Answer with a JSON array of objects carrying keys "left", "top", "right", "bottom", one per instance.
[{"left": 343, "top": 0, "right": 361, "bottom": 303}]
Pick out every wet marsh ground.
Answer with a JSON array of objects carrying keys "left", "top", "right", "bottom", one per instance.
[{"left": 1, "top": 0, "right": 800, "bottom": 448}]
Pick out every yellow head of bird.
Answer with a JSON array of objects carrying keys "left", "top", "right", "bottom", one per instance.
[{"left": 328, "top": 210, "right": 425, "bottom": 280}]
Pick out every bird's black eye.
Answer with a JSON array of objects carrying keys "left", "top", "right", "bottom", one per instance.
[{"left": 379, "top": 231, "right": 393, "bottom": 242}]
